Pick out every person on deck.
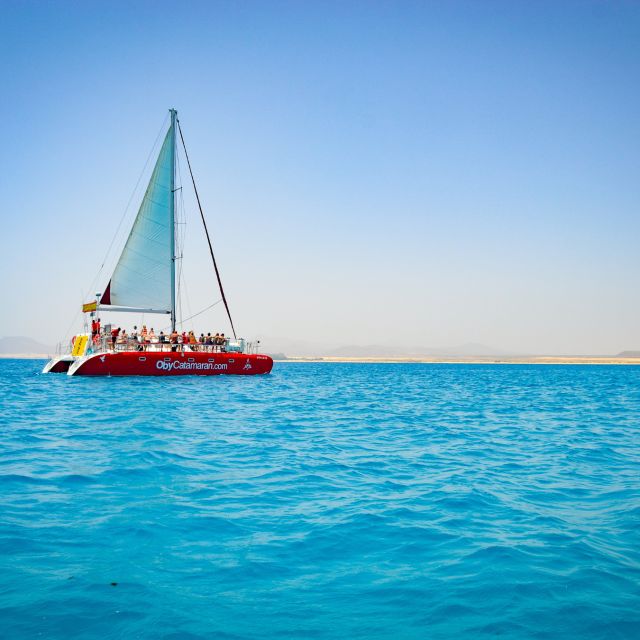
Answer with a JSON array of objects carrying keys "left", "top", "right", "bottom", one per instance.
[
  {"left": 170, "top": 329, "right": 179, "bottom": 351},
  {"left": 219, "top": 333, "right": 226, "bottom": 351},
  {"left": 141, "top": 325, "right": 148, "bottom": 342},
  {"left": 111, "top": 327, "right": 120, "bottom": 349}
]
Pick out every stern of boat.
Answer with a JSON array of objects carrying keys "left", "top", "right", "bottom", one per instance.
[{"left": 42, "top": 355, "right": 74, "bottom": 374}]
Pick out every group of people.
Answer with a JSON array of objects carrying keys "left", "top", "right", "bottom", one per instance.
[{"left": 90, "top": 318, "right": 228, "bottom": 351}]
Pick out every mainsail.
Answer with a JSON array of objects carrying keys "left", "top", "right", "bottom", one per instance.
[{"left": 101, "top": 114, "right": 176, "bottom": 316}]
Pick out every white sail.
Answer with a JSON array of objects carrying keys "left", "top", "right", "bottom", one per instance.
[{"left": 102, "top": 121, "right": 175, "bottom": 312}]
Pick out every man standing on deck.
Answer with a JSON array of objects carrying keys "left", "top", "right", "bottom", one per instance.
[
  {"left": 111, "top": 327, "right": 120, "bottom": 349},
  {"left": 170, "top": 329, "right": 179, "bottom": 351}
]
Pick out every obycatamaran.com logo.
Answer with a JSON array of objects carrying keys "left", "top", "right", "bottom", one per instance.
[{"left": 156, "top": 360, "right": 228, "bottom": 371}]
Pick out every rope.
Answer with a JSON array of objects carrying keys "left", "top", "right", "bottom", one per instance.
[
  {"left": 67, "top": 115, "right": 169, "bottom": 343},
  {"left": 177, "top": 119, "right": 237, "bottom": 339},
  {"left": 156, "top": 299, "right": 222, "bottom": 334},
  {"left": 180, "top": 299, "right": 223, "bottom": 325},
  {"left": 87, "top": 113, "right": 170, "bottom": 297}
]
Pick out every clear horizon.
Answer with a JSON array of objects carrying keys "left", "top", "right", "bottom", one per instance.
[{"left": 2, "top": 1, "right": 639, "bottom": 355}]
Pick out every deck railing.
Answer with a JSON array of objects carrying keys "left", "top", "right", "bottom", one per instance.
[
  {"left": 62, "top": 335, "right": 263, "bottom": 357},
  {"left": 92, "top": 338, "right": 231, "bottom": 354}
]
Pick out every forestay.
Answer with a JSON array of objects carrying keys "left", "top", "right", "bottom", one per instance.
[{"left": 101, "top": 122, "right": 175, "bottom": 312}]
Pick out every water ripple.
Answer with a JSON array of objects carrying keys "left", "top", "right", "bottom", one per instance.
[{"left": 0, "top": 361, "right": 639, "bottom": 638}]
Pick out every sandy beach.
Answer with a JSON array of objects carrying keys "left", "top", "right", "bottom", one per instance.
[{"left": 279, "top": 355, "right": 640, "bottom": 365}]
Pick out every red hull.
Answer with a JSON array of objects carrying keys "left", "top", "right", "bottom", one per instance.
[
  {"left": 48, "top": 360, "right": 72, "bottom": 373},
  {"left": 69, "top": 351, "right": 273, "bottom": 376}
]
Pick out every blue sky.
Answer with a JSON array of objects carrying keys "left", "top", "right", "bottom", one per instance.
[{"left": 1, "top": 1, "right": 639, "bottom": 354}]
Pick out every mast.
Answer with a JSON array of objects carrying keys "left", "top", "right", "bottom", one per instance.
[{"left": 169, "top": 108, "right": 177, "bottom": 332}]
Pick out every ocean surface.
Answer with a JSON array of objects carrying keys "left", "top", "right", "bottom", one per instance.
[{"left": 1, "top": 360, "right": 639, "bottom": 639}]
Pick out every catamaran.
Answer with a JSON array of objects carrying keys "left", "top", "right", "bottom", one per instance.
[{"left": 43, "top": 109, "right": 273, "bottom": 376}]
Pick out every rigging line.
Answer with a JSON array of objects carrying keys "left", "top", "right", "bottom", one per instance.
[
  {"left": 180, "top": 269, "right": 195, "bottom": 333},
  {"left": 179, "top": 299, "right": 223, "bottom": 325},
  {"left": 61, "top": 305, "right": 82, "bottom": 345},
  {"left": 157, "top": 298, "right": 221, "bottom": 334},
  {"left": 87, "top": 113, "right": 170, "bottom": 296},
  {"left": 176, "top": 138, "right": 191, "bottom": 330},
  {"left": 178, "top": 186, "right": 186, "bottom": 325},
  {"left": 177, "top": 119, "right": 237, "bottom": 339},
  {"left": 66, "top": 115, "right": 169, "bottom": 345},
  {"left": 175, "top": 141, "right": 186, "bottom": 326}
]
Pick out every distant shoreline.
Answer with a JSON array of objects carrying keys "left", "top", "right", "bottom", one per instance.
[{"left": 2, "top": 353, "right": 639, "bottom": 365}]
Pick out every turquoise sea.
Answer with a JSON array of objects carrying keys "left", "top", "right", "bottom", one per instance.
[{"left": 1, "top": 359, "right": 639, "bottom": 639}]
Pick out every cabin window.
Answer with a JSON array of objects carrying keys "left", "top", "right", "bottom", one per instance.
[
  {"left": 188, "top": 358, "right": 195, "bottom": 362},
  {"left": 139, "top": 357, "right": 146, "bottom": 362},
  {"left": 164, "top": 357, "right": 171, "bottom": 361},
  {"left": 229, "top": 359, "right": 235, "bottom": 363},
  {"left": 208, "top": 359, "right": 214, "bottom": 363}
]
